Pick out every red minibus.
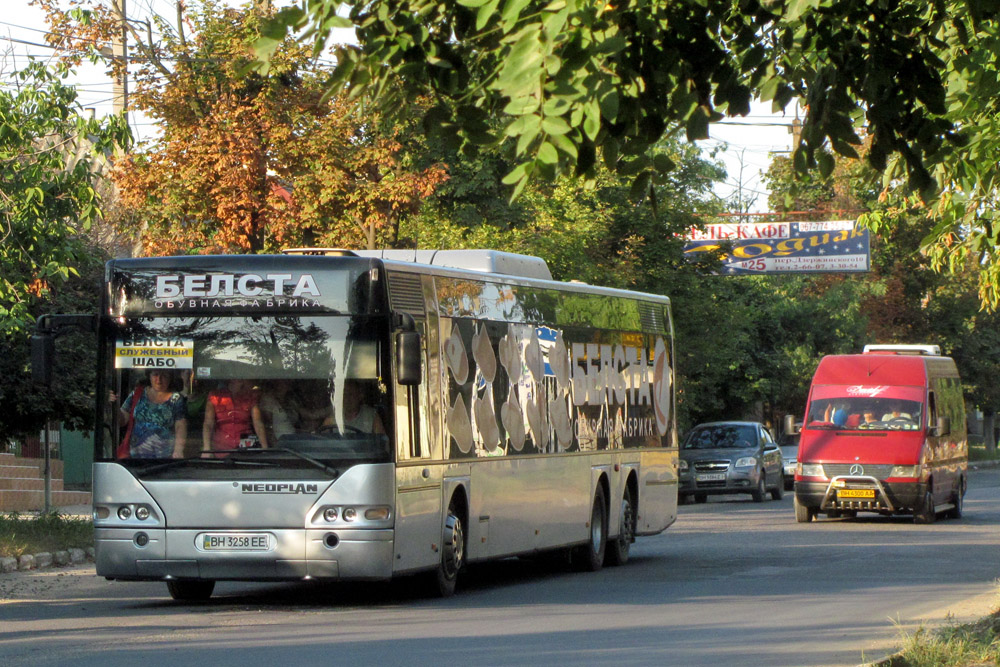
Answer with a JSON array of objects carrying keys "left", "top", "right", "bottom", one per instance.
[{"left": 788, "top": 344, "right": 967, "bottom": 524}]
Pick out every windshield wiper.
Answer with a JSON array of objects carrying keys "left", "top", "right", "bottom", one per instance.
[
  {"left": 134, "top": 456, "right": 276, "bottom": 476},
  {"left": 230, "top": 447, "right": 340, "bottom": 478}
]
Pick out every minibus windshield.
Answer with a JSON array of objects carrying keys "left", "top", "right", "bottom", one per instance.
[{"left": 805, "top": 385, "right": 923, "bottom": 431}]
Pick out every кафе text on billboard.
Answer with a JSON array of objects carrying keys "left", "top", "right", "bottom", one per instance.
[{"left": 682, "top": 220, "right": 870, "bottom": 274}]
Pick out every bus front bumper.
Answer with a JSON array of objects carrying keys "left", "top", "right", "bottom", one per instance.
[{"left": 95, "top": 527, "right": 395, "bottom": 581}]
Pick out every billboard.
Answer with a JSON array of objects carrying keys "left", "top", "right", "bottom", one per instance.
[{"left": 682, "top": 220, "right": 870, "bottom": 274}]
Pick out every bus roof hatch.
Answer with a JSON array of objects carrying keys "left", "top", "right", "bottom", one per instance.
[{"left": 353, "top": 249, "right": 553, "bottom": 281}]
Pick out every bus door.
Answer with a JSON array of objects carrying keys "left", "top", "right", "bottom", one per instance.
[{"left": 392, "top": 316, "right": 442, "bottom": 574}]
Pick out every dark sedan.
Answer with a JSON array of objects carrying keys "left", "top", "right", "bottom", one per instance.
[{"left": 679, "top": 421, "right": 784, "bottom": 503}]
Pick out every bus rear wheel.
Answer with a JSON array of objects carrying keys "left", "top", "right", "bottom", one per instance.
[
  {"left": 434, "top": 499, "right": 465, "bottom": 597},
  {"left": 576, "top": 485, "right": 607, "bottom": 572},
  {"left": 166, "top": 580, "right": 215, "bottom": 601},
  {"left": 606, "top": 485, "right": 634, "bottom": 567}
]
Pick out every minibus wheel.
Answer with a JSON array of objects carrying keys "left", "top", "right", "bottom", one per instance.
[
  {"left": 794, "top": 495, "right": 816, "bottom": 523},
  {"left": 946, "top": 477, "right": 965, "bottom": 519},
  {"left": 913, "top": 489, "right": 937, "bottom": 524},
  {"left": 166, "top": 580, "right": 215, "bottom": 601}
]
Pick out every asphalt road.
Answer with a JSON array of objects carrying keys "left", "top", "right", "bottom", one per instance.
[{"left": 3, "top": 467, "right": 1000, "bottom": 667}]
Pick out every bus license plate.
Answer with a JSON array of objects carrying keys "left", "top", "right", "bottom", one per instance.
[
  {"left": 837, "top": 489, "right": 875, "bottom": 499},
  {"left": 200, "top": 533, "right": 270, "bottom": 551},
  {"left": 696, "top": 473, "right": 726, "bottom": 482}
]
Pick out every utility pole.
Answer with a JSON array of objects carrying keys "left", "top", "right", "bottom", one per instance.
[{"left": 112, "top": 0, "right": 128, "bottom": 115}]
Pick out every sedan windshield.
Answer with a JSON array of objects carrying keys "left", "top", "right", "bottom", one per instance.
[{"left": 683, "top": 424, "right": 757, "bottom": 449}]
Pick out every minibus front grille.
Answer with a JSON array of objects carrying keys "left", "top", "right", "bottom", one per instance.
[{"left": 823, "top": 464, "right": 893, "bottom": 479}]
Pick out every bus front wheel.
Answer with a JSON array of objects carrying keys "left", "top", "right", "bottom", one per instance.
[
  {"left": 434, "top": 499, "right": 466, "bottom": 597},
  {"left": 576, "top": 485, "right": 607, "bottom": 572},
  {"left": 166, "top": 580, "right": 215, "bottom": 601}
]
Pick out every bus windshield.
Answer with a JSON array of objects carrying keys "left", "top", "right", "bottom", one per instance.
[
  {"left": 105, "top": 315, "right": 392, "bottom": 479},
  {"left": 805, "top": 385, "right": 924, "bottom": 431}
]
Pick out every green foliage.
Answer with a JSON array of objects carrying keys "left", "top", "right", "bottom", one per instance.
[{"left": 0, "top": 61, "right": 128, "bottom": 337}]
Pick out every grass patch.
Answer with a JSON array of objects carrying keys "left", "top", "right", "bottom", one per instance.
[
  {"left": 875, "top": 611, "right": 1000, "bottom": 666},
  {"left": 0, "top": 511, "right": 94, "bottom": 558},
  {"left": 969, "top": 444, "right": 1000, "bottom": 463}
]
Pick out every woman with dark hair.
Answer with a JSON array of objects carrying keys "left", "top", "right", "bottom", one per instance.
[
  {"left": 114, "top": 369, "right": 188, "bottom": 459},
  {"left": 202, "top": 378, "right": 269, "bottom": 456}
]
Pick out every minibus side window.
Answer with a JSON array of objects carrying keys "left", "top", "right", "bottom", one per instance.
[{"left": 927, "top": 392, "right": 937, "bottom": 429}]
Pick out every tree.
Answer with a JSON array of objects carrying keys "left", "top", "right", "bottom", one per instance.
[
  {"left": 39, "top": 0, "right": 447, "bottom": 254},
  {"left": 0, "top": 61, "right": 128, "bottom": 440},
  {"left": 0, "top": 60, "right": 126, "bottom": 337},
  {"left": 260, "top": 0, "right": 1000, "bottom": 306}
]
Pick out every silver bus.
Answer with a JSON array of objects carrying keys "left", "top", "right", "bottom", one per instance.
[{"left": 48, "top": 249, "right": 678, "bottom": 599}]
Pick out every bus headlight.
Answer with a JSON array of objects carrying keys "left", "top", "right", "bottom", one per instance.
[
  {"left": 135, "top": 506, "right": 150, "bottom": 521},
  {"left": 798, "top": 463, "right": 826, "bottom": 478},
  {"left": 117, "top": 506, "right": 132, "bottom": 520},
  {"left": 735, "top": 457, "right": 757, "bottom": 468},
  {"left": 342, "top": 508, "right": 357, "bottom": 522}
]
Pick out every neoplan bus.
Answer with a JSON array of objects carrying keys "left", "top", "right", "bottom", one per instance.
[{"left": 33, "top": 249, "right": 679, "bottom": 599}]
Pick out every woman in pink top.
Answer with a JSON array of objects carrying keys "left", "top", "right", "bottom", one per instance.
[{"left": 202, "top": 378, "right": 269, "bottom": 456}]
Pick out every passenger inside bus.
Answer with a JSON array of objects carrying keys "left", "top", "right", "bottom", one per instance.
[
  {"left": 112, "top": 369, "right": 188, "bottom": 459},
  {"left": 322, "top": 379, "right": 385, "bottom": 435},
  {"left": 202, "top": 378, "right": 269, "bottom": 456}
]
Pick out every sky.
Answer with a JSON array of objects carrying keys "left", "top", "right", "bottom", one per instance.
[{"left": 3, "top": 0, "right": 796, "bottom": 214}]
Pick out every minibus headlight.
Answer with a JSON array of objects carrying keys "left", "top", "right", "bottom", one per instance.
[
  {"left": 734, "top": 457, "right": 757, "bottom": 468},
  {"left": 678, "top": 459, "right": 688, "bottom": 471},
  {"left": 364, "top": 507, "right": 391, "bottom": 521},
  {"left": 799, "top": 463, "right": 826, "bottom": 478},
  {"left": 890, "top": 465, "right": 920, "bottom": 478}
]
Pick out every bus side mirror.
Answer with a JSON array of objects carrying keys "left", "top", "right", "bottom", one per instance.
[
  {"left": 783, "top": 414, "right": 799, "bottom": 436},
  {"left": 396, "top": 331, "right": 422, "bottom": 386},
  {"left": 31, "top": 334, "right": 55, "bottom": 387},
  {"left": 931, "top": 416, "right": 950, "bottom": 437}
]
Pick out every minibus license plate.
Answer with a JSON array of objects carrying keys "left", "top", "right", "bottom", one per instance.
[
  {"left": 201, "top": 533, "right": 270, "bottom": 551},
  {"left": 696, "top": 473, "right": 726, "bottom": 482},
  {"left": 837, "top": 489, "right": 875, "bottom": 499}
]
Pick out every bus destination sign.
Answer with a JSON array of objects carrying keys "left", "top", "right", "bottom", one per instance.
[{"left": 115, "top": 338, "right": 194, "bottom": 369}]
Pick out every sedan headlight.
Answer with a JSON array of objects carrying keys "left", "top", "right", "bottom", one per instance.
[
  {"left": 798, "top": 463, "right": 826, "bottom": 478},
  {"left": 734, "top": 457, "right": 757, "bottom": 468}
]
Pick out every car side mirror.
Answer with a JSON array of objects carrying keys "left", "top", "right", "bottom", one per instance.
[{"left": 783, "top": 414, "right": 799, "bottom": 435}]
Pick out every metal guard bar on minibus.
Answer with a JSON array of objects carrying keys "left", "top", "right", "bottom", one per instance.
[{"left": 819, "top": 475, "right": 896, "bottom": 513}]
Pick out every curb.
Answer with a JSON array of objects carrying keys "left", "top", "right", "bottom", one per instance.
[{"left": 0, "top": 547, "right": 95, "bottom": 574}]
